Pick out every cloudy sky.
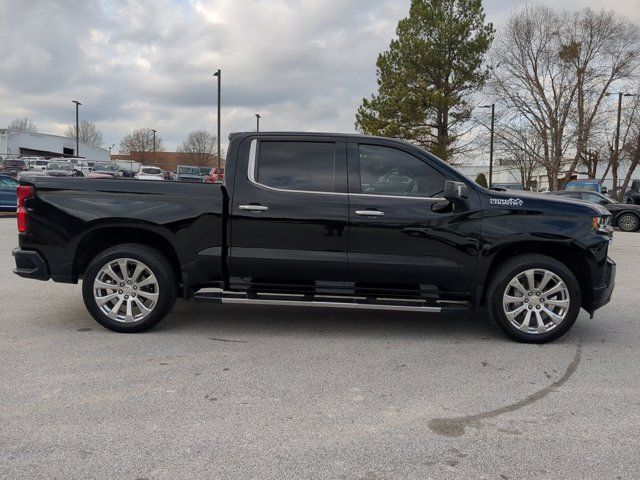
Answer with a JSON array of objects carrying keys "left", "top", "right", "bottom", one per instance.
[{"left": 1, "top": 0, "right": 639, "bottom": 154}]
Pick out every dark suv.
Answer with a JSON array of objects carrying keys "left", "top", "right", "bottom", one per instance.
[
  {"left": 0, "top": 159, "right": 28, "bottom": 178},
  {"left": 623, "top": 180, "right": 640, "bottom": 205}
]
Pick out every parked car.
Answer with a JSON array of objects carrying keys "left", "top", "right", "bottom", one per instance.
[
  {"left": 0, "top": 159, "right": 28, "bottom": 178},
  {"left": 176, "top": 165, "right": 204, "bottom": 182},
  {"left": 20, "top": 157, "right": 48, "bottom": 171},
  {"left": 45, "top": 161, "right": 76, "bottom": 177},
  {"left": 28, "top": 158, "right": 50, "bottom": 172},
  {"left": 17, "top": 170, "right": 47, "bottom": 181},
  {"left": 492, "top": 182, "right": 524, "bottom": 191},
  {"left": 565, "top": 179, "right": 607, "bottom": 194},
  {"left": 135, "top": 166, "right": 164, "bottom": 181},
  {"left": 13, "top": 132, "right": 616, "bottom": 343},
  {"left": 623, "top": 180, "right": 640, "bottom": 205},
  {"left": 68, "top": 158, "right": 91, "bottom": 177},
  {"left": 0, "top": 174, "right": 18, "bottom": 211},
  {"left": 550, "top": 190, "right": 640, "bottom": 232},
  {"left": 115, "top": 160, "right": 141, "bottom": 178},
  {"left": 90, "top": 162, "right": 123, "bottom": 178},
  {"left": 205, "top": 167, "right": 224, "bottom": 183}
]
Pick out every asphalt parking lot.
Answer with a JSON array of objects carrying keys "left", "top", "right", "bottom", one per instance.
[{"left": 1, "top": 216, "right": 639, "bottom": 480}]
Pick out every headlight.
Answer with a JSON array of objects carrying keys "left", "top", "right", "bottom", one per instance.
[{"left": 592, "top": 216, "right": 611, "bottom": 234}]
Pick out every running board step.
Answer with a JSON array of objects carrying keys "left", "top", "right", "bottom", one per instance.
[{"left": 193, "top": 290, "right": 468, "bottom": 313}]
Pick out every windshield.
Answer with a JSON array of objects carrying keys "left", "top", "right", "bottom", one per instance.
[
  {"left": 93, "top": 163, "right": 118, "bottom": 172},
  {"left": 3, "top": 160, "right": 26, "bottom": 167},
  {"left": 47, "top": 162, "right": 71, "bottom": 170},
  {"left": 566, "top": 182, "right": 598, "bottom": 192},
  {"left": 178, "top": 166, "right": 200, "bottom": 175},
  {"left": 141, "top": 168, "right": 162, "bottom": 174}
]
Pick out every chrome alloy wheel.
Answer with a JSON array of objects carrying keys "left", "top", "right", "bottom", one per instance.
[
  {"left": 93, "top": 258, "right": 159, "bottom": 323},
  {"left": 502, "top": 269, "right": 570, "bottom": 334},
  {"left": 618, "top": 214, "right": 638, "bottom": 232}
]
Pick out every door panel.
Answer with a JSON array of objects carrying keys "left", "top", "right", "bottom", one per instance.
[
  {"left": 346, "top": 141, "right": 480, "bottom": 295},
  {"left": 229, "top": 137, "right": 348, "bottom": 289}
]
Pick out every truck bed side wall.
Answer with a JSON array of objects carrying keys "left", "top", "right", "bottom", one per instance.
[{"left": 19, "top": 178, "right": 225, "bottom": 288}]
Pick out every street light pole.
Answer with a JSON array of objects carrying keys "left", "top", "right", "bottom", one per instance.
[
  {"left": 480, "top": 104, "right": 495, "bottom": 188},
  {"left": 151, "top": 129, "right": 157, "bottom": 154},
  {"left": 213, "top": 69, "right": 221, "bottom": 171},
  {"left": 72, "top": 100, "right": 82, "bottom": 157},
  {"left": 255, "top": 113, "right": 261, "bottom": 132}
]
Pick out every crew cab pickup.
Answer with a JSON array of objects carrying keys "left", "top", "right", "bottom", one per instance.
[{"left": 13, "top": 132, "right": 616, "bottom": 343}]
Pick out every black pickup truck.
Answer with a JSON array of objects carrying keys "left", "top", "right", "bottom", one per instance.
[{"left": 13, "top": 132, "right": 615, "bottom": 343}]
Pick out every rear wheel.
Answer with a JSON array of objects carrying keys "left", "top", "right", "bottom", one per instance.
[
  {"left": 486, "top": 254, "right": 581, "bottom": 343},
  {"left": 82, "top": 244, "right": 177, "bottom": 332},
  {"left": 617, "top": 213, "right": 639, "bottom": 232}
]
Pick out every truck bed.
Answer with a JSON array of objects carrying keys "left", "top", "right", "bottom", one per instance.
[{"left": 18, "top": 177, "right": 226, "bottom": 289}]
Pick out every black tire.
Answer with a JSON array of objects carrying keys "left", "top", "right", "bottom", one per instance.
[
  {"left": 617, "top": 213, "right": 639, "bottom": 232},
  {"left": 486, "top": 254, "right": 581, "bottom": 343},
  {"left": 82, "top": 243, "right": 177, "bottom": 333}
]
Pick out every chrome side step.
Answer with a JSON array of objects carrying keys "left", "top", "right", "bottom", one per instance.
[{"left": 193, "top": 289, "right": 468, "bottom": 313}]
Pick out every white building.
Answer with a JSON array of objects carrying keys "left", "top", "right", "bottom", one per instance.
[
  {"left": 0, "top": 129, "right": 109, "bottom": 161},
  {"left": 459, "top": 159, "right": 637, "bottom": 192}
]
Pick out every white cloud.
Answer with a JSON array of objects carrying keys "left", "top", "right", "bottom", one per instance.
[{"left": 1, "top": 0, "right": 638, "bottom": 155}]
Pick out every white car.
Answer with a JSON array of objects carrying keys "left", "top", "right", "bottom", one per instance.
[
  {"left": 29, "top": 159, "right": 50, "bottom": 171},
  {"left": 48, "top": 157, "right": 91, "bottom": 177},
  {"left": 20, "top": 157, "right": 48, "bottom": 171},
  {"left": 135, "top": 166, "right": 164, "bottom": 181}
]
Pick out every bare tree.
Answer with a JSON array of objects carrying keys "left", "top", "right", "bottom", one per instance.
[
  {"left": 119, "top": 128, "right": 164, "bottom": 163},
  {"left": 177, "top": 130, "right": 218, "bottom": 167},
  {"left": 490, "top": 6, "right": 640, "bottom": 190},
  {"left": 494, "top": 117, "right": 546, "bottom": 190},
  {"left": 562, "top": 9, "right": 640, "bottom": 185},
  {"left": 65, "top": 120, "right": 104, "bottom": 148},
  {"left": 617, "top": 91, "right": 640, "bottom": 196},
  {"left": 490, "top": 5, "right": 578, "bottom": 190},
  {"left": 7, "top": 118, "right": 38, "bottom": 132}
]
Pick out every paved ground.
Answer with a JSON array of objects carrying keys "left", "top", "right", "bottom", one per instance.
[{"left": 0, "top": 216, "right": 638, "bottom": 479}]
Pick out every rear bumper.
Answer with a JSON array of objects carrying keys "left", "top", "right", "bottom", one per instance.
[
  {"left": 586, "top": 257, "right": 616, "bottom": 313},
  {"left": 12, "top": 248, "right": 50, "bottom": 281}
]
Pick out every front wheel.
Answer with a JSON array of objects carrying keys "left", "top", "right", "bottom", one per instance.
[
  {"left": 82, "top": 244, "right": 177, "bottom": 332},
  {"left": 486, "top": 254, "right": 581, "bottom": 343},
  {"left": 617, "top": 213, "right": 639, "bottom": 232}
]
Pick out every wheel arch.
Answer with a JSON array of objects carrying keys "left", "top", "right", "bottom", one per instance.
[
  {"left": 73, "top": 225, "right": 181, "bottom": 282},
  {"left": 481, "top": 241, "right": 592, "bottom": 308}
]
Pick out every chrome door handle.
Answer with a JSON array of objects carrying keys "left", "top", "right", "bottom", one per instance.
[
  {"left": 355, "top": 210, "right": 384, "bottom": 217},
  {"left": 239, "top": 204, "right": 269, "bottom": 212}
]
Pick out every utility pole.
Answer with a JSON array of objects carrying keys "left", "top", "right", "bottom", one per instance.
[
  {"left": 255, "top": 113, "right": 261, "bottom": 132},
  {"left": 480, "top": 104, "right": 495, "bottom": 188},
  {"left": 72, "top": 100, "right": 82, "bottom": 157},
  {"left": 213, "top": 69, "right": 221, "bottom": 171}
]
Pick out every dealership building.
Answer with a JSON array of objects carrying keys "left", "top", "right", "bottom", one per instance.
[{"left": 0, "top": 129, "right": 110, "bottom": 161}]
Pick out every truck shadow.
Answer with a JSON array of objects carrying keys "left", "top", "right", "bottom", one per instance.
[{"left": 160, "top": 299, "right": 506, "bottom": 342}]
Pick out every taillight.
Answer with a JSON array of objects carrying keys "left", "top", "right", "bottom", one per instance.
[{"left": 17, "top": 185, "right": 34, "bottom": 233}]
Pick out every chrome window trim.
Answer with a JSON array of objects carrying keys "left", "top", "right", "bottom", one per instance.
[{"left": 247, "top": 138, "right": 442, "bottom": 201}]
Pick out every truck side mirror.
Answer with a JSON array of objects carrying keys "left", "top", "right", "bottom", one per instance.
[{"left": 443, "top": 180, "right": 468, "bottom": 202}]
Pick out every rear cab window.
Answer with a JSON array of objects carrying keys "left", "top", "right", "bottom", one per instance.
[{"left": 253, "top": 140, "right": 345, "bottom": 193}]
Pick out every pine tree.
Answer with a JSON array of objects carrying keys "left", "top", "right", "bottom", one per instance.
[{"left": 356, "top": 0, "right": 494, "bottom": 161}]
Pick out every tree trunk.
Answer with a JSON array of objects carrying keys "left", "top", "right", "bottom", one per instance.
[{"left": 620, "top": 134, "right": 640, "bottom": 198}]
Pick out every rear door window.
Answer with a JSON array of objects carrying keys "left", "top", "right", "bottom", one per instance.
[{"left": 256, "top": 141, "right": 336, "bottom": 192}]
